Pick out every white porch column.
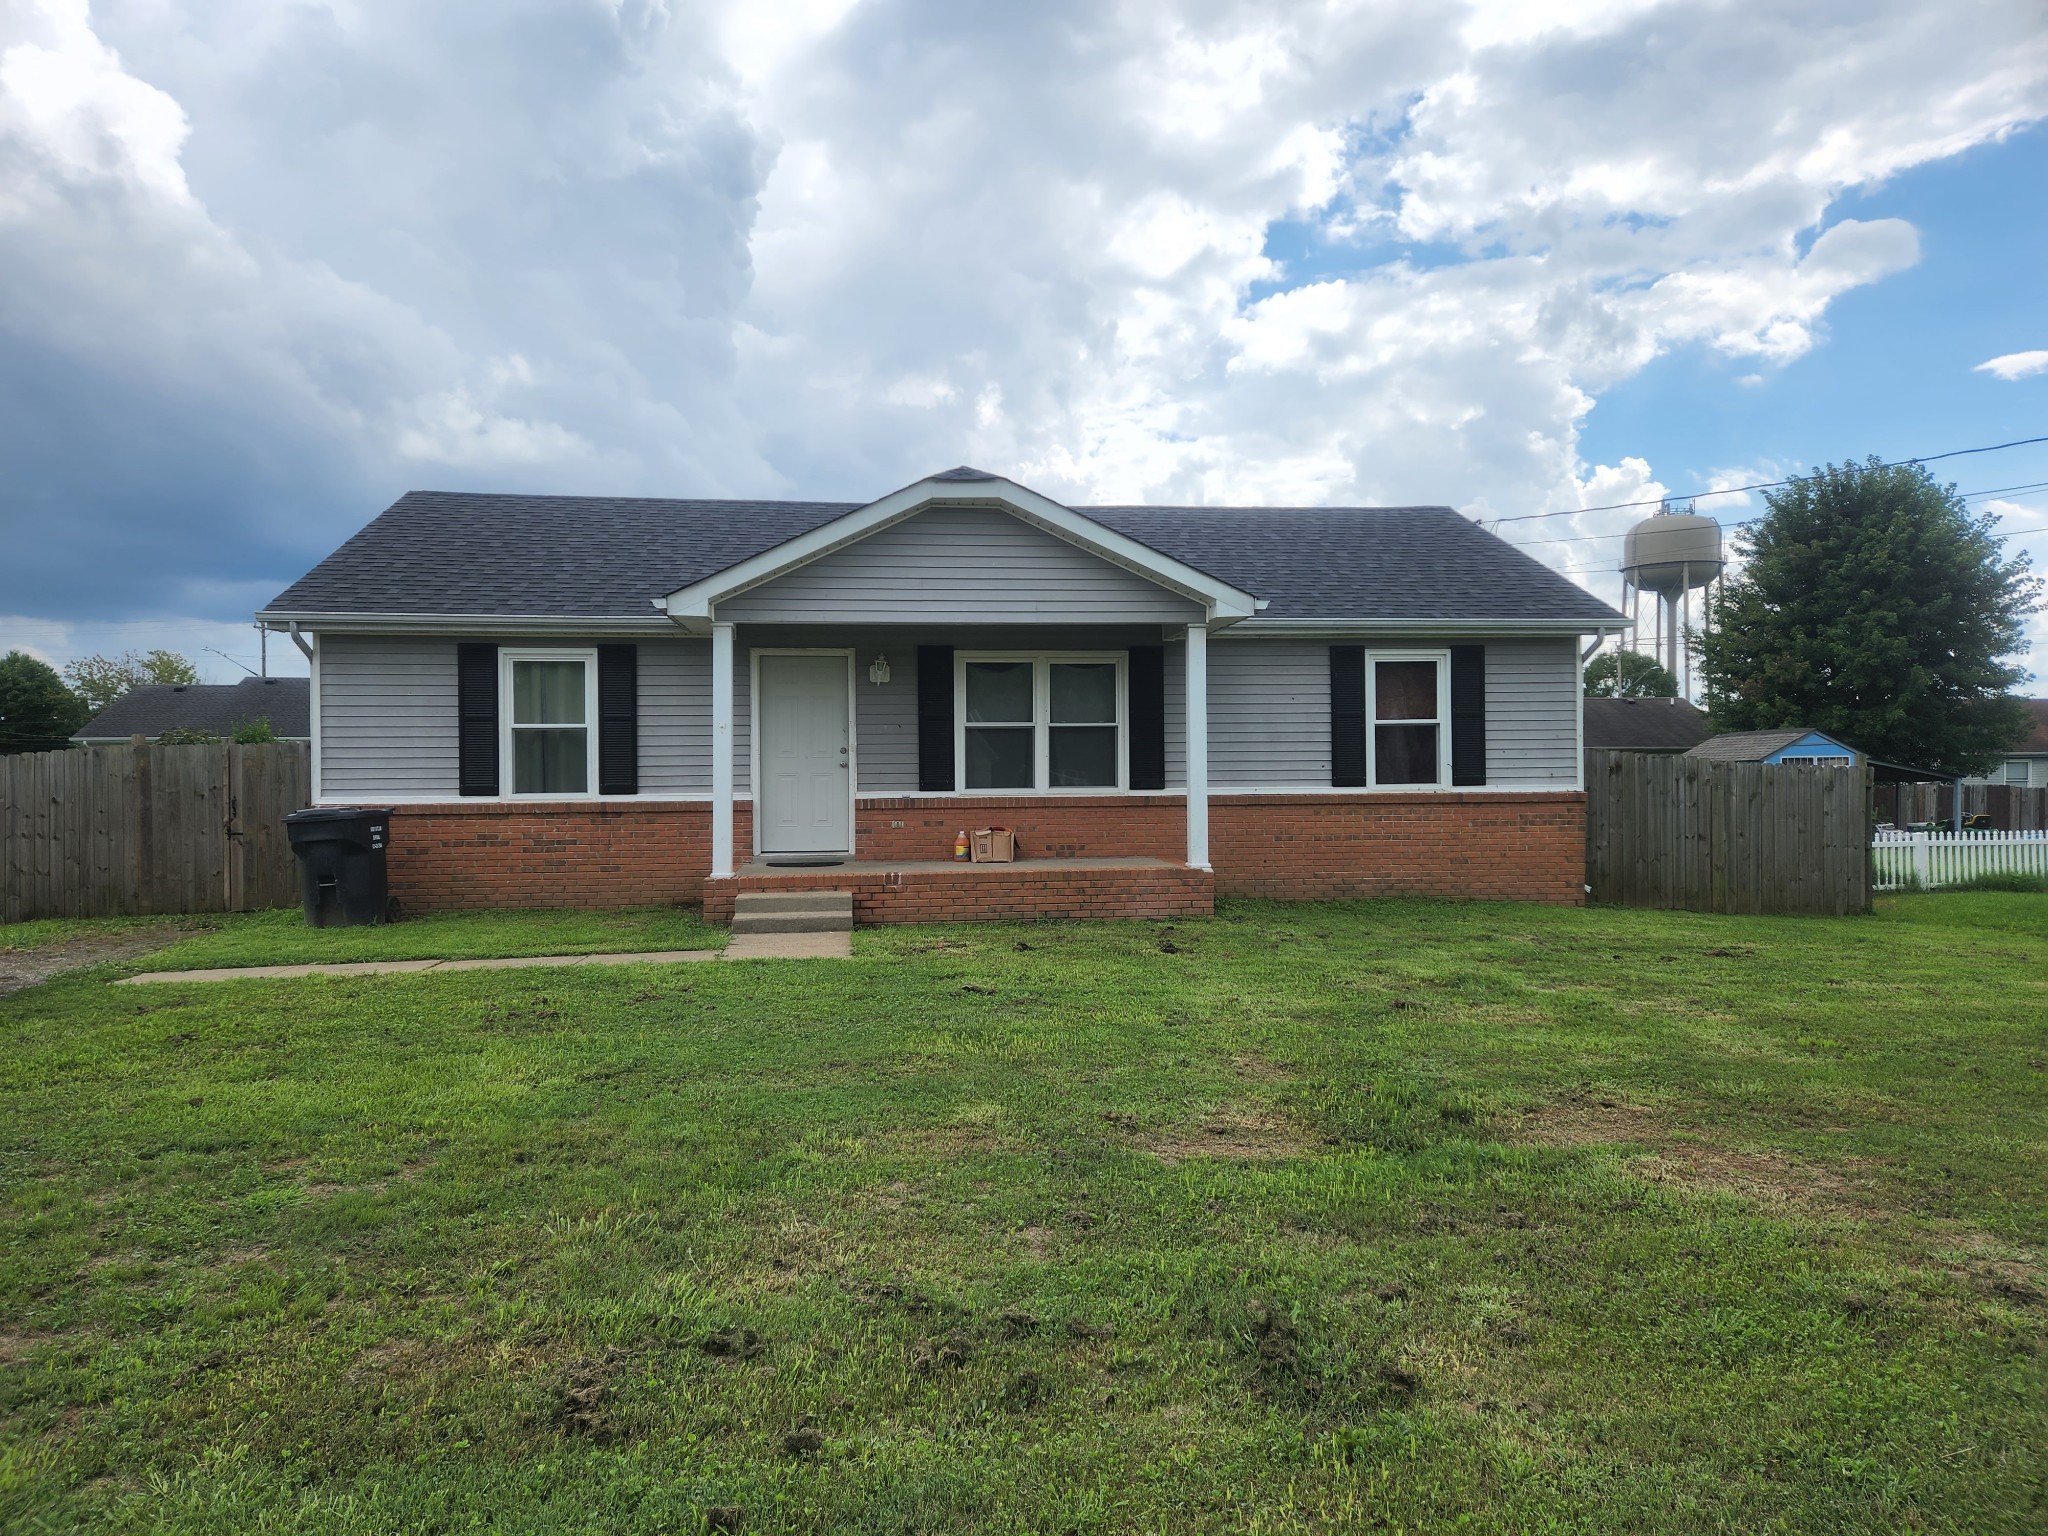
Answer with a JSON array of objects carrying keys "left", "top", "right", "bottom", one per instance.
[
  {"left": 711, "top": 620, "right": 736, "bottom": 878},
  {"left": 1184, "top": 621, "right": 1210, "bottom": 869}
]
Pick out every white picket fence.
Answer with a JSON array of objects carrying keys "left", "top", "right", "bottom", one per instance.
[{"left": 1871, "top": 829, "right": 2048, "bottom": 891}]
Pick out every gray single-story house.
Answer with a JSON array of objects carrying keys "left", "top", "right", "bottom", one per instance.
[
  {"left": 71, "top": 676, "right": 310, "bottom": 745},
  {"left": 257, "top": 466, "right": 1625, "bottom": 922},
  {"left": 1963, "top": 699, "right": 2048, "bottom": 789}
]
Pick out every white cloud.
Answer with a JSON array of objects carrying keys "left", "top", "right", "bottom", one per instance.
[
  {"left": 1976, "top": 350, "right": 2048, "bottom": 381},
  {"left": 3, "top": 0, "right": 2047, "bottom": 678}
]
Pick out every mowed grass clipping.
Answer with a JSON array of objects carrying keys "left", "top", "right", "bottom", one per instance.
[{"left": 1, "top": 895, "right": 2044, "bottom": 1533}]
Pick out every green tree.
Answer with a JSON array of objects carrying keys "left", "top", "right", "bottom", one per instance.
[
  {"left": 61, "top": 649, "right": 202, "bottom": 715},
  {"left": 0, "top": 650, "right": 89, "bottom": 754},
  {"left": 1697, "top": 458, "right": 2040, "bottom": 775},
  {"left": 1584, "top": 649, "right": 1679, "bottom": 698},
  {"left": 231, "top": 716, "right": 278, "bottom": 744}
]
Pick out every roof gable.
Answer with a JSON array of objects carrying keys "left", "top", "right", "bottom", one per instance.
[{"left": 660, "top": 472, "right": 1259, "bottom": 626}]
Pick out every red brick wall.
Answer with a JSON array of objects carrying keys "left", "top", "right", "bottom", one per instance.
[
  {"left": 1212, "top": 792, "right": 1585, "bottom": 905},
  {"left": 376, "top": 801, "right": 746, "bottom": 913},
  {"left": 361, "top": 790, "right": 1583, "bottom": 915},
  {"left": 853, "top": 794, "right": 1184, "bottom": 861}
]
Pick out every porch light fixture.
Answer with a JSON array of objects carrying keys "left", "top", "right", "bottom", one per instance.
[{"left": 868, "top": 653, "right": 891, "bottom": 686}]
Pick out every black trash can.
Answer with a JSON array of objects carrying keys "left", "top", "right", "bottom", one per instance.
[{"left": 284, "top": 808, "right": 395, "bottom": 927}]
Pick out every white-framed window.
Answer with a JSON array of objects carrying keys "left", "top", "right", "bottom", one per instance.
[
  {"left": 2003, "top": 759, "right": 2033, "bottom": 787},
  {"left": 1779, "top": 753, "right": 1852, "bottom": 767},
  {"left": 501, "top": 648, "right": 598, "bottom": 796},
  {"left": 956, "top": 652, "right": 1125, "bottom": 791},
  {"left": 1367, "top": 651, "right": 1451, "bottom": 788}
]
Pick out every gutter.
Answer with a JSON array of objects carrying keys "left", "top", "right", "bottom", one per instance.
[
  {"left": 1224, "top": 617, "right": 1630, "bottom": 639},
  {"left": 258, "top": 611, "right": 681, "bottom": 637}
]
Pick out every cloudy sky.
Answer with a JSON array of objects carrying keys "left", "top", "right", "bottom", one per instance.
[{"left": 3, "top": 0, "right": 2046, "bottom": 685}]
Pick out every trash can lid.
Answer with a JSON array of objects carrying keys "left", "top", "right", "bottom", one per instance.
[{"left": 285, "top": 807, "right": 392, "bottom": 823}]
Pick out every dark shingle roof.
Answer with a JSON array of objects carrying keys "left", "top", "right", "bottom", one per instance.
[
  {"left": 73, "top": 677, "right": 309, "bottom": 741},
  {"left": 1582, "top": 697, "right": 1714, "bottom": 753},
  {"left": 264, "top": 486, "right": 1621, "bottom": 625}
]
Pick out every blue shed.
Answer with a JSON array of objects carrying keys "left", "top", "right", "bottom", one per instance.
[{"left": 1685, "top": 728, "right": 1861, "bottom": 767}]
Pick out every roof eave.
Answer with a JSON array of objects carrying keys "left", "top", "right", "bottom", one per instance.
[
  {"left": 256, "top": 611, "right": 682, "bottom": 636},
  {"left": 1226, "top": 616, "right": 1628, "bottom": 637}
]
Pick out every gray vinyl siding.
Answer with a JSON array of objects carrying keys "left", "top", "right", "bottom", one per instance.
[
  {"left": 1484, "top": 638, "right": 1579, "bottom": 786},
  {"left": 321, "top": 634, "right": 726, "bottom": 798},
  {"left": 638, "top": 639, "right": 712, "bottom": 795},
  {"left": 1207, "top": 635, "right": 1580, "bottom": 788},
  {"left": 1209, "top": 639, "right": 1331, "bottom": 786},
  {"left": 318, "top": 635, "right": 460, "bottom": 796},
  {"left": 718, "top": 506, "right": 1204, "bottom": 624}
]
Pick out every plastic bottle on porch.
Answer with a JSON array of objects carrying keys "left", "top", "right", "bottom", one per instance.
[{"left": 954, "top": 829, "right": 970, "bottom": 861}]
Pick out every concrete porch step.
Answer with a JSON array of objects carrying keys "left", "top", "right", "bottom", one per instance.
[{"left": 730, "top": 890, "right": 854, "bottom": 934}]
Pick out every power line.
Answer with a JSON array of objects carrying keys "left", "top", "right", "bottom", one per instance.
[
  {"left": 1498, "top": 484, "right": 2048, "bottom": 551},
  {"left": 1480, "top": 432, "right": 2048, "bottom": 527}
]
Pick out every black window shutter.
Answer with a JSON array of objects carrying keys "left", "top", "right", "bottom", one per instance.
[
  {"left": 456, "top": 642, "right": 499, "bottom": 796},
  {"left": 917, "top": 645, "right": 955, "bottom": 792},
  {"left": 1330, "top": 645, "right": 1366, "bottom": 787},
  {"left": 1127, "top": 645, "right": 1166, "bottom": 791},
  {"left": 597, "top": 644, "right": 638, "bottom": 795},
  {"left": 1450, "top": 644, "right": 1486, "bottom": 787}
]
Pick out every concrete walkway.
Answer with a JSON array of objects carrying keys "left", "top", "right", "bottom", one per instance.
[{"left": 116, "top": 931, "right": 851, "bottom": 984}]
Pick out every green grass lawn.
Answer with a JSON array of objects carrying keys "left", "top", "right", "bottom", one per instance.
[{"left": 2, "top": 895, "right": 2044, "bottom": 1533}]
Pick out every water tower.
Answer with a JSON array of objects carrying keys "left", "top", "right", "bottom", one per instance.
[{"left": 1620, "top": 502, "right": 1723, "bottom": 699}]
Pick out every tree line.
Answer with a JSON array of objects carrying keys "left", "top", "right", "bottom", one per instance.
[{"left": 0, "top": 649, "right": 279, "bottom": 754}]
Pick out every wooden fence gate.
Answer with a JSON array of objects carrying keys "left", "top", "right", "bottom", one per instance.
[
  {"left": 1, "top": 742, "right": 311, "bottom": 923},
  {"left": 1584, "top": 750, "right": 1870, "bottom": 916}
]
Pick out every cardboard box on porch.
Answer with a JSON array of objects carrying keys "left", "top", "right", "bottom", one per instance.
[{"left": 971, "top": 827, "right": 1016, "bottom": 863}]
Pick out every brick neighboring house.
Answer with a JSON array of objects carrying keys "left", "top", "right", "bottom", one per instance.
[
  {"left": 258, "top": 467, "right": 1626, "bottom": 923},
  {"left": 71, "top": 676, "right": 310, "bottom": 744}
]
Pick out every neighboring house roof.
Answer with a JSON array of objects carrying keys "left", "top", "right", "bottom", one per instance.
[
  {"left": 260, "top": 468, "right": 1624, "bottom": 630},
  {"left": 2009, "top": 698, "right": 2048, "bottom": 755},
  {"left": 1583, "top": 697, "right": 1713, "bottom": 753},
  {"left": 72, "top": 677, "right": 310, "bottom": 742},
  {"left": 1685, "top": 727, "right": 1854, "bottom": 763}
]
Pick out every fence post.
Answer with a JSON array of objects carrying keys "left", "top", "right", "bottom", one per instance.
[{"left": 1912, "top": 831, "right": 1930, "bottom": 889}]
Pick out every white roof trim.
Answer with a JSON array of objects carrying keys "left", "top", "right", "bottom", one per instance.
[
  {"left": 658, "top": 475, "right": 1262, "bottom": 624},
  {"left": 256, "top": 612, "right": 680, "bottom": 636}
]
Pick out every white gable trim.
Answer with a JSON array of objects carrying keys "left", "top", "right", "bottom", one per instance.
[{"left": 657, "top": 475, "right": 1262, "bottom": 628}]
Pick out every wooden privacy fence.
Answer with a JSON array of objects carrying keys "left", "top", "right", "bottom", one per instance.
[
  {"left": 1873, "top": 780, "right": 2048, "bottom": 831},
  {"left": 1585, "top": 750, "right": 1870, "bottom": 916},
  {"left": 1872, "top": 828, "right": 2048, "bottom": 890},
  {"left": 1, "top": 742, "right": 311, "bottom": 923}
]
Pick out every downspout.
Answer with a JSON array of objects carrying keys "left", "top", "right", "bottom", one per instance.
[{"left": 286, "top": 622, "right": 314, "bottom": 662}]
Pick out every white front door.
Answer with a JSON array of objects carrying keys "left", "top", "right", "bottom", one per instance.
[{"left": 757, "top": 652, "right": 852, "bottom": 855}]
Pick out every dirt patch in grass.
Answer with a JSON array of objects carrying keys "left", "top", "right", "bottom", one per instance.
[
  {"left": 0, "top": 928, "right": 188, "bottom": 998},
  {"left": 1137, "top": 1106, "right": 1320, "bottom": 1165},
  {"left": 1626, "top": 1144, "right": 1885, "bottom": 1217},
  {"left": 1509, "top": 1097, "right": 1663, "bottom": 1148}
]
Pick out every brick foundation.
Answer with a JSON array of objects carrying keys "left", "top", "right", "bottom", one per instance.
[
  {"left": 362, "top": 790, "right": 1584, "bottom": 918},
  {"left": 1212, "top": 792, "right": 1585, "bottom": 904}
]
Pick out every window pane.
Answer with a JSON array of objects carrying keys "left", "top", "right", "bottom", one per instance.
[
  {"left": 965, "top": 661, "right": 1032, "bottom": 723},
  {"left": 1049, "top": 725, "right": 1117, "bottom": 787},
  {"left": 514, "top": 727, "right": 589, "bottom": 793},
  {"left": 1375, "top": 660, "right": 1438, "bottom": 722},
  {"left": 965, "top": 725, "right": 1034, "bottom": 788},
  {"left": 1050, "top": 663, "right": 1116, "bottom": 723},
  {"left": 1375, "top": 723, "right": 1438, "bottom": 785},
  {"left": 513, "top": 660, "right": 586, "bottom": 724}
]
